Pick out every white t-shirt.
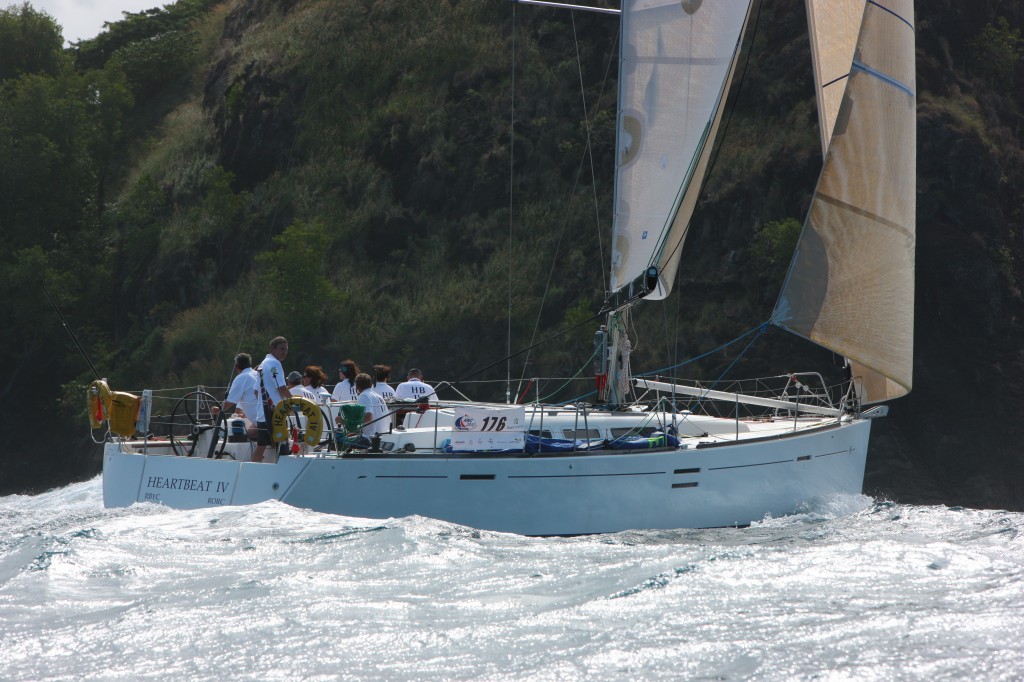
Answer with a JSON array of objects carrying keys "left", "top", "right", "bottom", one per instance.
[
  {"left": 260, "top": 354, "right": 287, "bottom": 407},
  {"left": 331, "top": 379, "right": 357, "bottom": 402},
  {"left": 395, "top": 378, "right": 436, "bottom": 403},
  {"left": 226, "top": 368, "right": 263, "bottom": 424},
  {"left": 357, "top": 389, "right": 389, "bottom": 437},
  {"left": 290, "top": 385, "right": 318, "bottom": 402},
  {"left": 373, "top": 382, "right": 397, "bottom": 402},
  {"left": 373, "top": 383, "right": 396, "bottom": 430},
  {"left": 310, "top": 386, "right": 331, "bottom": 404}
]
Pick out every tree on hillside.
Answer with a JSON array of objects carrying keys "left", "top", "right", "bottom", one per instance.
[
  {"left": 72, "top": 0, "right": 218, "bottom": 97},
  {"left": 969, "top": 17, "right": 1023, "bottom": 88},
  {"left": 0, "top": 2, "right": 64, "bottom": 81}
]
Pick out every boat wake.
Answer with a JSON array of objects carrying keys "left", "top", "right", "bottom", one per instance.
[{"left": 3, "top": 478, "right": 1022, "bottom": 680}]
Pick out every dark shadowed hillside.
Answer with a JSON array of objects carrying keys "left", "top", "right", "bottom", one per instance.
[{"left": 1, "top": 0, "right": 1021, "bottom": 511}]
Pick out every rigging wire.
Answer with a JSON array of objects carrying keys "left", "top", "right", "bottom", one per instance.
[
  {"left": 671, "top": 238, "right": 684, "bottom": 407},
  {"left": 639, "top": 321, "right": 769, "bottom": 378},
  {"left": 507, "top": 1, "right": 517, "bottom": 404},
  {"left": 572, "top": 12, "right": 609, "bottom": 289},
  {"left": 538, "top": 347, "right": 598, "bottom": 402},
  {"left": 514, "top": 9, "right": 618, "bottom": 397},
  {"left": 452, "top": 304, "right": 608, "bottom": 388},
  {"left": 681, "top": 321, "right": 768, "bottom": 413},
  {"left": 552, "top": 320, "right": 770, "bottom": 405}
]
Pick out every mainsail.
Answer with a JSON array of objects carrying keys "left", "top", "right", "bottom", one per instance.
[
  {"left": 773, "top": 0, "right": 916, "bottom": 404},
  {"left": 610, "top": 0, "right": 752, "bottom": 300}
]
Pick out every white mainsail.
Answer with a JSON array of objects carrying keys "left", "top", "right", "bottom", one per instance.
[
  {"left": 773, "top": 0, "right": 916, "bottom": 404},
  {"left": 610, "top": 0, "right": 752, "bottom": 300}
]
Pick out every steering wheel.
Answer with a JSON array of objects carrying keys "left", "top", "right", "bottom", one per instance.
[{"left": 168, "top": 390, "right": 227, "bottom": 458}]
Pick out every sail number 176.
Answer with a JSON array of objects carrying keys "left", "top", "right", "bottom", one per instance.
[{"left": 480, "top": 416, "right": 507, "bottom": 431}]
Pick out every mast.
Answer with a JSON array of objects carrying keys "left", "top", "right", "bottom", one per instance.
[{"left": 604, "top": 307, "right": 633, "bottom": 406}]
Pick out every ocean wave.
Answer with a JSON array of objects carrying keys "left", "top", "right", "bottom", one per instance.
[{"left": 2, "top": 480, "right": 1023, "bottom": 680}]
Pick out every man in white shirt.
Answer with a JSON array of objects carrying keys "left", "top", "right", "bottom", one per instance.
[
  {"left": 256, "top": 336, "right": 292, "bottom": 462},
  {"left": 222, "top": 353, "right": 261, "bottom": 428},
  {"left": 219, "top": 353, "right": 264, "bottom": 460},
  {"left": 287, "top": 370, "right": 318, "bottom": 401},
  {"left": 394, "top": 368, "right": 437, "bottom": 428},
  {"left": 395, "top": 368, "right": 436, "bottom": 402},
  {"left": 355, "top": 373, "right": 389, "bottom": 440},
  {"left": 372, "top": 364, "right": 397, "bottom": 432}
]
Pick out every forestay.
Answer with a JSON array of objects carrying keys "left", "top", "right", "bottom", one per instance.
[
  {"left": 610, "top": 0, "right": 752, "bottom": 299},
  {"left": 773, "top": 0, "right": 916, "bottom": 404}
]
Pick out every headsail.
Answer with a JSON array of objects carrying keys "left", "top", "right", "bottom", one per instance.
[
  {"left": 610, "top": 0, "right": 752, "bottom": 300},
  {"left": 773, "top": 0, "right": 916, "bottom": 404},
  {"left": 805, "top": 0, "right": 866, "bottom": 155}
]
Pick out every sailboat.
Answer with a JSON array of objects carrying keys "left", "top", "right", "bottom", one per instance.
[{"left": 93, "top": 0, "right": 915, "bottom": 535}]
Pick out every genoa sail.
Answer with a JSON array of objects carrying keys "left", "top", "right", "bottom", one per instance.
[
  {"left": 773, "top": 0, "right": 916, "bottom": 404},
  {"left": 805, "top": 0, "right": 866, "bottom": 155},
  {"left": 609, "top": 0, "right": 752, "bottom": 300}
]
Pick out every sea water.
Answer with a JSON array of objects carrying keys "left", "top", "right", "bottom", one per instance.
[{"left": 1, "top": 479, "right": 1021, "bottom": 681}]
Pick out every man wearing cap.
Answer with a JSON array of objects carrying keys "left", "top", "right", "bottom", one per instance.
[{"left": 287, "top": 370, "right": 318, "bottom": 401}]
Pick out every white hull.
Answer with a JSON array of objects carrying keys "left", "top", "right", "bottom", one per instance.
[{"left": 103, "top": 417, "right": 870, "bottom": 535}]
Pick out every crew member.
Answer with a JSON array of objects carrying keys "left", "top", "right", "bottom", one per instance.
[
  {"left": 395, "top": 368, "right": 436, "bottom": 402},
  {"left": 355, "top": 372, "right": 389, "bottom": 440},
  {"left": 256, "top": 336, "right": 292, "bottom": 462},
  {"left": 220, "top": 353, "right": 263, "bottom": 458},
  {"left": 331, "top": 359, "right": 360, "bottom": 402}
]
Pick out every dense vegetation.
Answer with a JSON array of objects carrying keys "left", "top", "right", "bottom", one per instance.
[{"left": 1, "top": 0, "right": 1022, "bottom": 510}]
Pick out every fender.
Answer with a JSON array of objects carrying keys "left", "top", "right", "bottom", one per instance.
[
  {"left": 271, "top": 397, "right": 323, "bottom": 445},
  {"left": 108, "top": 391, "right": 141, "bottom": 437}
]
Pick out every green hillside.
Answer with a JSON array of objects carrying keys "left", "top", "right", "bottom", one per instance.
[{"left": 1, "top": 0, "right": 1022, "bottom": 509}]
